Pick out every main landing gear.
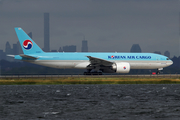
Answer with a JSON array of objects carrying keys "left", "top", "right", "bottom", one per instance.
[{"left": 83, "top": 69, "right": 103, "bottom": 75}]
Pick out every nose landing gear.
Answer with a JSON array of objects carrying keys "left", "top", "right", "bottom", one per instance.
[
  {"left": 156, "top": 70, "right": 160, "bottom": 74},
  {"left": 156, "top": 68, "right": 163, "bottom": 74}
]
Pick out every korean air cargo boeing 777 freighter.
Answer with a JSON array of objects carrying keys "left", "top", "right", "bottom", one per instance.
[{"left": 11, "top": 27, "right": 173, "bottom": 75}]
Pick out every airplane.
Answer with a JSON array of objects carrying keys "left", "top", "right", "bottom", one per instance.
[{"left": 10, "top": 27, "right": 173, "bottom": 75}]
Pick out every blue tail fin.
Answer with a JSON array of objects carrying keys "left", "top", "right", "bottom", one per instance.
[{"left": 14, "top": 27, "right": 44, "bottom": 54}]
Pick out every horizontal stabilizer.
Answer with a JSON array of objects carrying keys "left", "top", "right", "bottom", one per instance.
[
  {"left": 20, "top": 54, "right": 38, "bottom": 59},
  {"left": 7, "top": 55, "right": 15, "bottom": 57}
]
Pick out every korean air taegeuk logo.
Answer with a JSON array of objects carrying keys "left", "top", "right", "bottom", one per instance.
[{"left": 23, "top": 40, "right": 33, "bottom": 50}]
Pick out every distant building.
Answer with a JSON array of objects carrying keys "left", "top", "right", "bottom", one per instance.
[
  {"left": 51, "top": 50, "right": 57, "bottom": 52},
  {"left": 5, "top": 41, "right": 12, "bottom": 54},
  {"left": 28, "top": 32, "right": 32, "bottom": 39},
  {"left": 58, "top": 47, "right": 63, "bottom": 52},
  {"left": 0, "top": 50, "right": 6, "bottom": 60},
  {"left": 63, "top": 45, "right": 76, "bottom": 52},
  {"left": 44, "top": 13, "right": 50, "bottom": 52},
  {"left": 5, "top": 41, "right": 23, "bottom": 61},
  {"left": 81, "top": 40, "right": 88, "bottom": 52},
  {"left": 130, "top": 44, "right": 141, "bottom": 52},
  {"left": 17, "top": 41, "right": 23, "bottom": 54},
  {"left": 164, "top": 51, "right": 170, "bottom": 58},
  {"left": 5, "top": 41, "right": 13, "bottom": 61},
  {"left": 154, "top": 51, "right": 161, "bottom": 55},
  {"left": 13, "top": 44, "right": 18, "bottom": 55}
]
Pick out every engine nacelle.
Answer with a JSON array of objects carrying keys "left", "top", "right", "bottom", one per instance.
[{"left": 112, "top": 62, "right": 130, "bottom": 73}]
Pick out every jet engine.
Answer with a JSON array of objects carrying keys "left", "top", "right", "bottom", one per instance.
[{"left": 112, "top": 62, "right": 130, "bottom": 73}]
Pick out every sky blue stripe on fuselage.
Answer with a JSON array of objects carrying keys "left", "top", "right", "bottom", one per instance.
[{"left": 15, "top": 52, "right": 168, "bottom": 61}]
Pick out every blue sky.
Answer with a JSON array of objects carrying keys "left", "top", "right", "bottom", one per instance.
[{"left": 0, "top": 0, "right": 179, "bottom": 57}]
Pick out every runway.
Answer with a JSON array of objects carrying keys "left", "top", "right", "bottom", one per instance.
[{"left": 0, "top": 74, "right": 179, "bottom": 79}]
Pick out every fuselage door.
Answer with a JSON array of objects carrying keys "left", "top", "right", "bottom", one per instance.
[{"left": 156, "top": 57, "right": 160, "bottom": 61}]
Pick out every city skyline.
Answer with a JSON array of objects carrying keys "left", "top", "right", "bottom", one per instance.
[
  {"left": 0, "top": 10, "right": 172, "bottom": 59},
  {"left": 0, "top": 0, "right": 179, "bottom": 58},
  {"left": 2, "top": 40, "right": 171, "bottom": 59}
]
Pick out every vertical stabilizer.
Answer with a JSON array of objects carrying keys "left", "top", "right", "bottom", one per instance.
[{"left": 14, "top": 27, "right": 44, "bottom": 55}]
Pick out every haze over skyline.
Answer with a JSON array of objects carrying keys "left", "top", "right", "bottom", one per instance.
[{"left": 0, "top": 0, "right": 179, "bottom": 58}]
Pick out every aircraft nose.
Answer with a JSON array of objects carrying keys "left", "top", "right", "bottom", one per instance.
[
  {"left": 168, "top": 60, "right": 173, "bottom": 66},
  {"left": 170, "top": 60, "right": 173, "bottom": 65}
]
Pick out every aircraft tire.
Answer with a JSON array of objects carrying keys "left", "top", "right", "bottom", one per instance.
[{"left": 84, "top": 72, "right": 102, "bottom": 75}]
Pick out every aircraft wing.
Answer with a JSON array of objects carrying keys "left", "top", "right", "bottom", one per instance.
[
  {"left": 87, "top": 56, "right": 113, "bottom": 66},
  {"left": 20, "top": 54, "right": 38, "bottom": 59}
]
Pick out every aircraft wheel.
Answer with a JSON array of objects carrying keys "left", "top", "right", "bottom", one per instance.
[
  {"left": 84, "top": 72, "right": 102, "bottom": 75},
  {"left": 156, "top": 71, "right": 160, "bottom": 74}
]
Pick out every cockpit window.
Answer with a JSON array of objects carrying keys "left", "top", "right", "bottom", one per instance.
[{"left": 166, "top": 58, "right": 170, "bottom": 60}]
